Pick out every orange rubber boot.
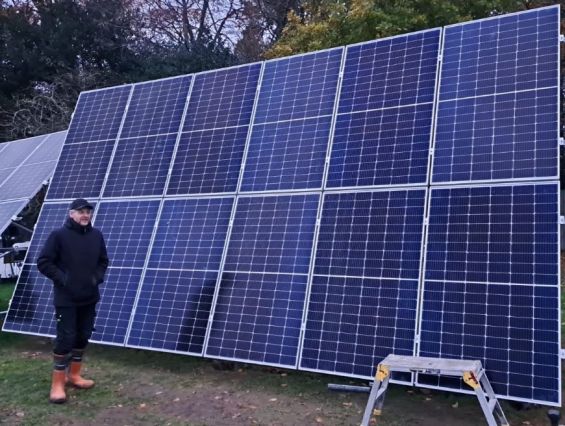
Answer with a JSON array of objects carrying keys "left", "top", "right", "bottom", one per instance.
[
  {"left": 67, "top": 362, "right": 95, "bottom": 389},
  {"left": 49, "top": 370, "right": 67, "bottom": 403}
]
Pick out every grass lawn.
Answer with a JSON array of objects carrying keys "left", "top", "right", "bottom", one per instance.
[
  {"left": 0, "top": 277, "right": 560, "bottom": 425},
  {"left": 0, "top": 280, "right": 15, "bottom": 311}
]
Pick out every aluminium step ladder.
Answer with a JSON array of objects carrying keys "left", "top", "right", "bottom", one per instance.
[{"left": 361, "top": 354, "right": 509, "bottom": 426}]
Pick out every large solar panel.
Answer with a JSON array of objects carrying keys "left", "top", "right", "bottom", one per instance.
[
  {"left": 241, "top": 49, "right": 342, "bottom": 192},
  {"left": 127, "top": 197, "right": 233, "bottom": 353},
  {"left": 168, "top": 64, "right": 261, "bottom": 196},
  {"left": 327, "top": 29, "right": 440, "bottom": 189},
  {"left": 3, "top": 5, "right": 560, "bottom": 408},
  {"left": 418, "top": 183, "right": 560, "bottom": 404},
  {"left": 432, "top": 7, "right": 559, "bottom": 184},
  {"left": 300, "top": 189, "right": 426, "bottom": 377},
  {"left": 64, "top": 85, "right": 131, "bottom": 145},
  {"left": 206, "top": 194, "right": 319, "bottom": 366},
  {"left": 0, "top": 131, "right": 66, "bottom": 233},
  {"left": 46, "top": 86, "right": 132, "bottom": 200}
]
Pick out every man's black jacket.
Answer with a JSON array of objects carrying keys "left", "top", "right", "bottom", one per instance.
[{"left": 37, "top": 217, "right": 109, "bottom": 307}]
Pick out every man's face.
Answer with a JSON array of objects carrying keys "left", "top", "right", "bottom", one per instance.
[{"left": 69, "top": 208, "right": 92, "bottom": 226}]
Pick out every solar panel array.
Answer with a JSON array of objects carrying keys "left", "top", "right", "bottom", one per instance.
[
  {"left": 0, "top": 131, "right": 66, "bottom": 234},
  {"left": 3, "top": 6, "right": 561, "bottom": 407}
]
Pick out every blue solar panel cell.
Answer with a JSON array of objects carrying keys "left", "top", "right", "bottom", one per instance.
[
  {"left": 327, "top": 104, "right": 433, "bottom": 188},
  {"left": 223, "top": 194, "right": 319, "bottom": 275},
  {"left": 167, "top": 126, "right": 249, "bottom": 195},
  {"left": 314, "top": 190, "right": 426, "bottom": 280},
  {"left": 24, "top": 203, "right": 72, "bottom": 264},
  {"left": 2, "top": 264, "right": 55, "bottom": 336},
  {"left": 148, "top": 197, "right": 233, "bottom": 270},
  {"left": 241, "top": 116, "right": 332, "bottom": 192},
  {"left": 183, "top": 64, "right": 261, "bottom": 132},
  {"left": 120, "top": 76, "right": 191, "bottom": 138},
  {"left": 440, "top": 7, "right": 558, "bottom": 101},
  {"left": 339, "top": 29, "right": 440, "bottom": 114},
  {"left": 65, "top": 86, "right": 131, "bottom": 145},
  {"left": 432, "top": 88, "right": 558, "bottom": 183},
  {"left": 127, "top": 269, "right": 218, "bottom": 353},
  {"left": 94, "top": 200, "right": 160, "bottom": 268},
  {"left": 46, "top": 140, "right": 115, "bottom": 200},
  {"left": 301, "top": 277, "right": 418, "bottom": 377},
  {"left": 91, "top": 267, "right": 143, "bottom": 345},
  {"left": 418, "top": 281, "right": 559, "bottom": 404},
  {"left": 254, "top": 49, "right": 342, "bottom": 123},
  {"left": 103, "top": 134, "right": 177, "bottom": 197},
  {"left": 206, "top": 271, "right": 307, "bottom": 366},
  {"left": 426, "top": 184, "right": 558, "bottom": 286}
]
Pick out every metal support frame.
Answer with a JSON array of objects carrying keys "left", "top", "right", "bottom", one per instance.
[{"left": 361, "top": 355, "right": 509, "bottom": 426}]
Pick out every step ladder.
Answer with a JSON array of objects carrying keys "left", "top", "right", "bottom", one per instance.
[{"left": 361, "top": 354, "right": 509, "bottom": 426}]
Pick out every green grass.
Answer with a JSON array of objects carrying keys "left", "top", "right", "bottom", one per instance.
[{"left": 0, "top": 281, "right": 16, "bottom": 311}]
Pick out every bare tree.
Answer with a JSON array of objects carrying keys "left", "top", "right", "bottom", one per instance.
[{"left": 140, "top": 0, "right": 245, "bottom": 49}]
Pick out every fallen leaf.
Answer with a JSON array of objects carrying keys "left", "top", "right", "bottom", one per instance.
[
  {"left": 281, "top": 383, "right": 288, "bottom": 387},
  {"left": 315, "top": 417, "right": 323, "bottom": 423},
  {"left": 155, "top": 391, "right": 163, "bottom": 395},
  {"left": 269, "top": 398, "right": 277, "bottom": 402},
  {"left": 15, "top": 412, "right": 24, "bottom": 418},
  {"left": 425, "top": 397, "right": 431, "bottom": 401},
  {"left": 281, "top": 373, "right": 288, "bottom": 377},
  {"left": 139, "top": 403, "right": 146, "bottom": 409},
  {"left": 452, "top": 402, "right": 459, "bottom": 408},
  {"left": 342, "top": 402, "right": 352, "bottom": 407},
  {"left": 173, "top": 398, "right": 180, "bottom": 402},
  {"left": 521, "top": 422, "right": 531, "bottom": 425}
]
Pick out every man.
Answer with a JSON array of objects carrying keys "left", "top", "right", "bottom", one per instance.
[{"left": 37, "top": 198, "right": 109, "bottom": 404}]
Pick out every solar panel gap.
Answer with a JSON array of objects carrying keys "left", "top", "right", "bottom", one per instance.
[
  {"left": 93, "top": 88, "right": 136, "bottom": 202},
  {"left": 424, "top": 28, "right": 445, "bottom": 188},
  {"left": 314, "top": 47, "right": 347, "bottom": 196},
  {"left": 232, "top": 62, "right": 267, "bottom": 195}
]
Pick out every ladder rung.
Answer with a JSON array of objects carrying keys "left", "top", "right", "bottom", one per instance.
[{"left": 488, "top": 398, "right": 497, "bottom": 412}]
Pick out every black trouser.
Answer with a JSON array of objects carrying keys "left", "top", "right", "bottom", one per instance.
[{"left": 53, "top": 303, "right": 96, "bottom": 355}]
